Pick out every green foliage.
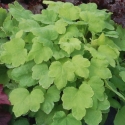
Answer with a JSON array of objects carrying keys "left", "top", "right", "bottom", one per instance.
[
  {"left": 9, "top": 88, "right": 44, "bottom": 117},
  {"left": 0, "top": 1, "right": 125, "bottom": 125}
]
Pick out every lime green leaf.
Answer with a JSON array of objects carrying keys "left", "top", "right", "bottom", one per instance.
[
  {"left": 0, "top": 8, "right": 8, "bottom": 27},
  {"left": 84, "top": 108, "right": 102, "bottom": 125},
  {"left": 41, "top": 85, "right": 60, "bottom": 114},
  {"left": 84, "top": 45, "right": 105, "bottom": 59},
  {"left": 96, "top": 33, "right": 119, "bottom": 49},
  {"left": 86, "top": 76, "right": 105, "bottom": 101},
  {"left": 62, "top": 83, "right": 94, "bottom": 120},
  {"left": 55, "top": 19, "right": 68, "bottom": 34},
  {"left": 59, "top": 2, "right": 80, "bottom": 20},
  {"left": 63, "top": 60, "right": 75, "bottom": 81},
  {"left": 32, "top": 63, "right": 54, "bottom": 89},
  {"left": 114, "top": 106, "right": 125, "bottom": 125},
  {"left": 119, "top": 71, "right": 125, "bottom": 82},
  {"left": 49, "top": 60, "right": 75, "bottom": 89},
  {"left": 98, "top": 45, "right": 119, "bottom": 67},
  {"left": 51, "top": 111, "right": 82, "bottom": 125},
  {"left": 80, "top": 9, "right": 113, "bottom": 33},
  {"left": 72, "top": 55, "right": 90, "bottom": 78},
  {"left": 32, "top": 25, "right": 58, "bottom": 40},
  {"left": 63, "top": 25, "right": 81, "bottom": 38},
  {"left": 9, "top": 1, "right": 33, "bottom": 21},
  {"left": 19, "top": 19, "right": 40, "bottom": 32},
  {"left": 9, "top": 88, "right": 44, "bottom": 117},
  {"left": 10, "top": 61, "right": 37, "bottom": 87},
  {"left": 28, "top": 42, "right": 53, "bottom": 64},
  {"left": 49, "top": 61, "right": 66, "bottom": 89},
  {"left": 89, "top": 58, "right": 112, "bottom": 79},
  {"left": 97, "top": 94, "right": 110, "bottom": 111},
  {"left": 32, "top": 10, "right": 58, "bottom": 24},
  {"left": 3, "top": 15, "right": 19, "bottom": 35},
  {"left": 52, "top": 45, "right": 69, "bottom": 60},
  {"left": 59, "top": 38, "right": 81, "bottom": 54},
  {"left": 0, "top": 38, "right": 27, "bottom": 67}
]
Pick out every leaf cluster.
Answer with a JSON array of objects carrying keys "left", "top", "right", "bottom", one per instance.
[{"left": 0, "top": 1, "right": 125, "bottom": 125}]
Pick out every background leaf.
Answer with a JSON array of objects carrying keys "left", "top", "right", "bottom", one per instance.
[
  {"left": 51, "top": 111, "right": 82, "bottom": 125},
  {"left": 41, "top": 85, "right": 60, "bottom": 114},
  {"left": 114, "top": 106, "right": 125, "bottom": 125}
]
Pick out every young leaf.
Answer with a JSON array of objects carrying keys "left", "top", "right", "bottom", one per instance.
[
  {"left": 114, "top": 106, "right": 125, "bottom": 125},
  {"left": 51, "top": 111, "right": 82, "bottom": 125},
  {"left": 0, "top": 38, "right": 27, "bottom": 67},
  {"left": 72, "top": 55, "right": 90, "bottom": 78},
  {"left": 32, "top": 63, "right": 54, "bottom": 89},
  {"left": 10, "top": 61, "right": 37, "bottom": 87},
  {"left": 89, "top": 58, "right": 112, "bottom": 79},
  {"left": 41, "top": 85, "right": 60, "bottom": 114},
  {"left": 84, "top": 108, "right": 102, "bottom": 125},
  {"left": 62, "top": 83, "right": 94, "bottom": 120},
  {"left": 59, "top": 38, "right": 81, "bottom": 54},
  {"left": 27, "top": 42, "right": 53, "bottom": 64},
  {"left": 9, "top": 88, "right": 44, "bottom": 117}
]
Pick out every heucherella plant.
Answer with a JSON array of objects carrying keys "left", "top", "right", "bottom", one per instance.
[{"left": 0, "top": 1, "right": 125, "bottom": 125}]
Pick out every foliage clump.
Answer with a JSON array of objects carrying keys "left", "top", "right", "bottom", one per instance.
[{"left": 0, "top": 1, "right": 125, "bottom": 125}]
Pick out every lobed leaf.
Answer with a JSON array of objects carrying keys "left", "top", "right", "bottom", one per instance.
[
  {"left": 59, "top": 38, "right": 81, "bottom": 54},
  {"left": 32, "top": 63, "right": 54, "bottom": 89},
  {"left": 0, "top": 38, "right": 27, "bottom": 67},
  {"left": 10, "top": 61, "right": 37, "bottom": 87},
  {"left": 89, "top": 58, "right": 112, "bottom": 79},
  {"left": 84, "top": 108, "right": 102, "bottom": 125},
  {"left": 72, "top": 55, "right": 90, "bottom": 78},
  {"left": 28, "top": 42, "right": 53, "bottom": 64},
  {"left": 41, "top": 85, "right": 60, "bottom": 114},
  {"left": 62, "top": 83, "right": 94, "bottom": 120},
  {"left": 49, "top": 60, "right": 75, "bottom": 89},
  {"left": 32, "top": 10, "right": 58, "bottom": 24},
  {"left": 9, "top": 88, "right": 44, "bottom": 117},
  {"left": 58, "top": 2, "right": 80, "bottom": 21}
]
